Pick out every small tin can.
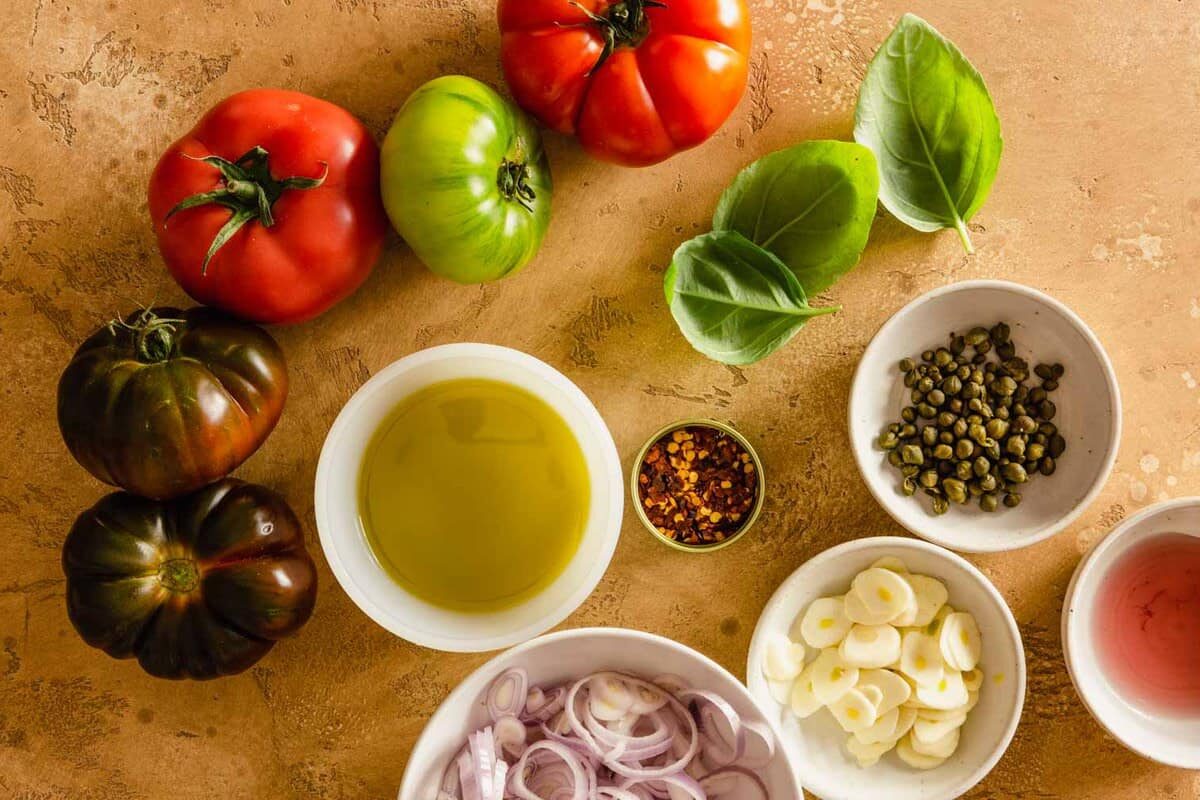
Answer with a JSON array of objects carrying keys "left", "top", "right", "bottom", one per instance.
[{"left": 629, "top": 418, "right": 765, "bottom": 552}]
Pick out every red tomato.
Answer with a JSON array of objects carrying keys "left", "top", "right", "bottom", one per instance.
[
  {"left": 148, "top": 89, "right": 388, "bottom": 325},
  {"left": 498, "top": 0, "right": 751, "bottom": 167}
]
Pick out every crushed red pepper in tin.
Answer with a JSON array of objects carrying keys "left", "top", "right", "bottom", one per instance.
[{"left": 637, "top": 425, "right": 759, "bottom": 546}]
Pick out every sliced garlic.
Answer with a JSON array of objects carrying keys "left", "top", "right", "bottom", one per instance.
[
  {"left": 839, "top": 624, "right": 902, "bottom": 669},
  {"left": 789, "top": 663, "right": 823, "bottom": 719},
  {"left": 799, "top": 596, "right": 853, "bottom": 648},
  {"left": 913, "top": 710, "right": 966, "bottom": 744},
  {"left": 900, "top": 630, "right": 945, "bottom": 687},
  {"left": 916, "top": 669, "right": 969, "bottom": 711},
  {"left": 905, "top": 574, "right": 949, "bottom": 627},
  {"left": 896, "top": 733, "right": 947, "bottom": 770},
  {"left": 939, "top": 612, "right": 982, "bottom": 672},
  {"left": 810, "top": 648, "right": 859, "bottom": 705},
  {"left": 870, "top": 556, "right": 909, "bottom": 574},
  {"left": 856, "top": 668, "right": 911, "bottom": 713},
  {"left": 854, "top": 706, "right": 900, "bottom": 744},
  {"left": 909, "top": 725, "right": 960, "bottom": 759},
  {"left": 846, "top": 735, "right": 894, "bottom": 768},
  {"left": 762, "top": 634, "right": 807, "bottom": 681},
  {"left": 858, "top": 684, "right": 884, "bottom": 709},
  {"left": 844, "top": 588, "right": 895, "bottom": 626},
  {"left": 892, "top": 705, "right": 918, "bottom": 741},
  {"left": 767, "top": 677, "right": 794, "bottom": 705},
  {"left": 828, "top": 687, "right": 878, "bottom": 733},
  {"left": 851, "top": 568, "right": 916, "bottom": 624}
]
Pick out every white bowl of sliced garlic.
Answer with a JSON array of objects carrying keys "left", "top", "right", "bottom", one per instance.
[{"left": 747, "top": 537, "right": 1025, "bottom": 800}]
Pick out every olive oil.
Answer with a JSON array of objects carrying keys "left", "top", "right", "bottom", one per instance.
[{"left": 358, "top": 378, "right": 589, "bottom": 612}]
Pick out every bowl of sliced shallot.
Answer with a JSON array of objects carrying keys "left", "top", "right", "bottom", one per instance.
[
  {"left": 398, "top": 627, "right": 803, "bottom": 800},
  {"left": 747, "top": 537, "right": 1025, "bottom": 800}
]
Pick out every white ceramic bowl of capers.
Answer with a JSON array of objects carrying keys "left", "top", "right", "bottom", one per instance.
[{"left": 848, "top": 280, "right": 1121, "bottom": 553}]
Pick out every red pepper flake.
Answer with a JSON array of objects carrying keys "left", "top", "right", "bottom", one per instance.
[{"left": 637, "top": 425, "right": 758, "bottom": 546}]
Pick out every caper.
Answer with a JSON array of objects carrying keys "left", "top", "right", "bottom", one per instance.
[
  {"left": 948, "top": 398, "right": 964, "bottom": 414},
  {"left": 993, "top": 376, "right": 1018, "bottom": 396},
  {"left": 979, "top": 473, "right": 998, "bottom": 492},
  {"left": 932, "top": 444, "right": 954, "bottom": 460},
  {"left": 950, "top": 335, "right": 966, "bottom": 356},
  {"left": 1034, "top": 363, "right": 1055, "bottom": 381},
  {"left": 1013, "top": 415, "right": 1037, "bottom": 434},
  {"left": 964, "top": 327, "right": 990, "bottom": 346},
  {"left": 917, "top": 377, "right": 934, "bottom": 393},
  {"left": 980, "top": 493, "right": 999, "bottom": 512},
  {"left": 991, "top": 322, "right": 1010, "bottom": 343},
  {"left": 927, "top": 389, "right": 946, "bottom": 407},
  {"left": 996, "top": 340, "right": 1016, "bottom": 360},
  {"left": 1048, "top": 434, "right": 1067, "bottom": 458},
  {"left": 1043, "top": 379, "right": 1059, "bottom": 391},
  {"left": 901, "top": 445, "right": 924, "bottom": 465},
  {"left": 1003, "top": 492, "right": 1022, "bottom": 508},
  {"left": 922, "top": 349, "right": 935, "bottom": 362},
  {"left": 888, "top": 450, "right": 903, "bottom": 467},
  {"left": 954, "top": 439, "right": 974, "bottom": 460},
  {"left": 955, "top": 460, "right": 974, "bottom": 480},
  {"left": 1029, "top": 387, "right": 1047, "bottom": 405},
  {"left": 1039, "top": 422, "right": 1058, "bottom": 437},
  {"left": 1006, "top": 436, "right": 1027, "bottom": 459},
  {"left": 899, "top": 424, "right": 917, "bottom": 439},
  {"left": 937, "top": 411, "right": 958, "bottom": 428},
  {"left": 1052, "top": 363, "right": 1065, "bottom": 378},
  {"left": 956, "top": 365, "right": 971, "bottom": 381},
  {"left": 931, "top": 496, "right": 950, "bottom": 515},
  {"left": 902, "top": 406, "right": 917, "bottom": 423},
  {"left": 901, "top": 464, "right": 920, "bottom": 478},
  {"left": 1039, "top": 400, "right": 1057, "bottom": 420},
  {"left": 1002, "top": 462, "right": 1028, "bottom": 484},
  {"left": 943, "top": 478, "right": 968, "bottom": 504},
  {"left": 922, "top": 426, "right": 939, "bottom": 446},
  {"left": 969, "top": 423, "right": 988, "bottom": 445},
  {"left": 934, "top": 348, "right": 952, "bottom": 366},
  {"left": 919, "top": 470, "right": 939, "bottom": 488},
  {"left": 968, "top": 398, "right": 984, "bottom": 413},
  {"left": 1039, "top": 456, "right": 1057, "bottom": 476},
  {"left": 1026, "top": 442, "right": 1045, "bottom": 460},
  {"left": 1011, "top": 403, "right": 1026, "bottom": 417},
  {"left": 900, "top": 357, "right": 916, "bottom": 372},
  {"left": 878, "top": 431, "right": 899, "bottom": 450},
  {"left": 975, "top": 339, "right": 992, "bottom": 355},
  {"left": 902, "top": 477, "right": 917, "bottom": 496},
  {"left": 918, "top": 404, "right": 937, "bottom": 419},
  {"left": 973, "top": 456, "right": 991, "bottom": 477},
  {"left": 985, "top": 418, "right": 1010, "bottom": 439},
  {"left": 953, "top": 419, "right": 969, "bottom": 438},
  {"left": 942, "top": 375, "right": 963, "bottom": 396}
]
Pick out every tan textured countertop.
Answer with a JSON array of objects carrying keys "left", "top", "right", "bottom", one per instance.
[{"left": 2, "top": 0, "right": 1199, "bottom": 797}]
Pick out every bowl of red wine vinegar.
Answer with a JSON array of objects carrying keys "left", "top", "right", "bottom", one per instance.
[{"left": 1063, "top": 498, "right": 1200, "bottom": 768}]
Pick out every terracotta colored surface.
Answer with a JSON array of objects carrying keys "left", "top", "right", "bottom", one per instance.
[{"left": 1, "top": 0, "right": 1198, "bottom": 797}]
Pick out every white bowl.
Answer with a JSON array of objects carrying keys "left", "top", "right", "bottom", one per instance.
[
  {"left": 314, "top": 344, "right": 623, "bottom": 652},
  {"left": 397, "top": 627, "right": 804, "bottom": 799},
  {"left": 849, "top": 280, "right": 1121, "bottom": 553},
  {"left": 747, "top": 537, "right": 1026, "bottom": 800},
  {"left": 1062, "top": 497, "right": 1200, "bottom": 768}
]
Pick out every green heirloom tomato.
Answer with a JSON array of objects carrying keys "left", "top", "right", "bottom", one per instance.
[{"left": 381, "top": 75, "right": 552, "bottom": 283}]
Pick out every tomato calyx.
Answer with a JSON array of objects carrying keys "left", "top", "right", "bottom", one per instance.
[
  {"left": 497, "top": 158, "right": 538, "bottom": 213},
  {"left": 164, "top": 145, "right": 329, "bottom": 274},
  {"left": 108, "top": 307, "right": 185, "bottom": 364},
  {"left": 569, "top": 0, "right": 668, "bottom": 74},
  {"left": 157, "top": 558, "right": 200, "bottom": 593}
]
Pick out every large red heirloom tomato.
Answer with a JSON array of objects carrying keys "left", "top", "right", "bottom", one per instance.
[
  {"left": 498, "top": 0, "right": 752, "bottom": 167},
  {"left": 148, "top": 89, "right": 388, "bottom": 325}
]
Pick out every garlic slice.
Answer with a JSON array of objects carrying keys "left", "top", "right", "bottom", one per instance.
[
  {"left": 799, "top": 596, "right": 853, "bottom": 648},
  {"left": 913, "top": 710, "right": 967, "bottom": 744},
  {"left": 810, "top": 648, "right": 859, "bottom": 705},
  {"left": 909, "top": 726, "right": 960, "bottom": 759},
  {"left": 939, "top": 612, "right": 982, "bottom": 672},
  {"left": 916, "top": 669, "right": 969, "bottom": 711},
  {"left": 846, "top": 735, "right": 894, "bottom": 768},
  {"left": 854, "top": 706, "right": 900, "bottom": 744},
  {"left": 900, "top": 630, "right": 945, "bottom": 687},
  {"left": 870, "top": 556, "right": 909, "bottom": 574},
  {"left": 851, "top": 568, "right": 916, "bottom": 624},
  {"left": 856, "top": 668, "right": 911, "bottom": 713},
  {"left": 762, "top": 633, "right": 807, "bottom": 681},
  {"left": 788, "top": 663, "right": 823, "bottom": 718},
  {"left": 839, "top": 624, "right": 902, "bottom": 669},
  {"left": 905, "top": 573, "right": 949, "bottom": 627},
  {"left": 828, "top": 687, "right": 878, "bottom": 733},
  {"left": 897, "top": 734, "right": 947, "bottom": 769}
]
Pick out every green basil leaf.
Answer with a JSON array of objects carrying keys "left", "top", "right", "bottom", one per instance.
[
  {"left": 854, "top": 13, "right": 1002, "bottom": 253},
  {"left": 665, "top": 230, "right": 838, "bottom": 365},
  {"left": 712, "top": 140, "right": 879, "bottom": 295}
]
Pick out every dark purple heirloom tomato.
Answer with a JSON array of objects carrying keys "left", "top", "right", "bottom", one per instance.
[
  {"left": 57, "top": 306, "right": 287, "bottom": 500},
  {"left": 62, "top": 479, "right": 317, "bottom": 680}
]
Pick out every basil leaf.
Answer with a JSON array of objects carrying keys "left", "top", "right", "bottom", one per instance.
[
  {"left": 712, "top": 140, "right": 879, "bottom": 295},
  {"left": 854, "top": 13, "right": 1002, "bottom": 253},
  {"left": 665, "top": 231, "right": 838, "bottom": 365}
]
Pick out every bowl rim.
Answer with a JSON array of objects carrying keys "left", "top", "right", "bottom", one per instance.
[
  {"left": 628, "top": 418, "right": 766, "bottom": 553},
  {"left": 1061, "top": 496, "right": 1200, "bottom": 769},
  {"left": 396, "top": 626, "right": 806, "bottom": 800},
  {"left": 313, "top": 342, "right": 624, "bottom": 652},
  {"left": 746, "top": 535, "right": 1028, "bottom": 800},
  {"left": 847, "top": 279, "right": 1123, "bottom": 554}
]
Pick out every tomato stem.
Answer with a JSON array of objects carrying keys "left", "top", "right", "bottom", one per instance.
[
  {"left": 164, "top": 146, "right": 329, "bottom": 275},
  {"left": 108, "top": 307, "right": 186, "bottom": 364},
  {"left": 497, "top": 159, "right": 537, "bottom": 213},
  {"left": 568, "top": 0, "right": 667, "bottom": 74},
  {"left": 157, "top": 558, "right": 200, "bottom": 593}
]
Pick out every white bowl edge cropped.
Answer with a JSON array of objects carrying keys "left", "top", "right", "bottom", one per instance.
[
  {"left": 314, "top": 343, "right": 624, "bottom": 653},
  {"left": 848, "top": 280, "right": 1122, "bottom": 553},
  {"left": 397, "top": 627, "right": 805, "bottom": 800},
  {"left": 1062, "top": 497, "right": 1200, "bottom": 769},
  {"left": 747, "top": 537, "right": 1026, "bottom": 800}
]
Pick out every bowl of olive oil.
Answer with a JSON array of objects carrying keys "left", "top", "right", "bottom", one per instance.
[{"left": 315, "top": 344, "right": 624, "bottom": 652}]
